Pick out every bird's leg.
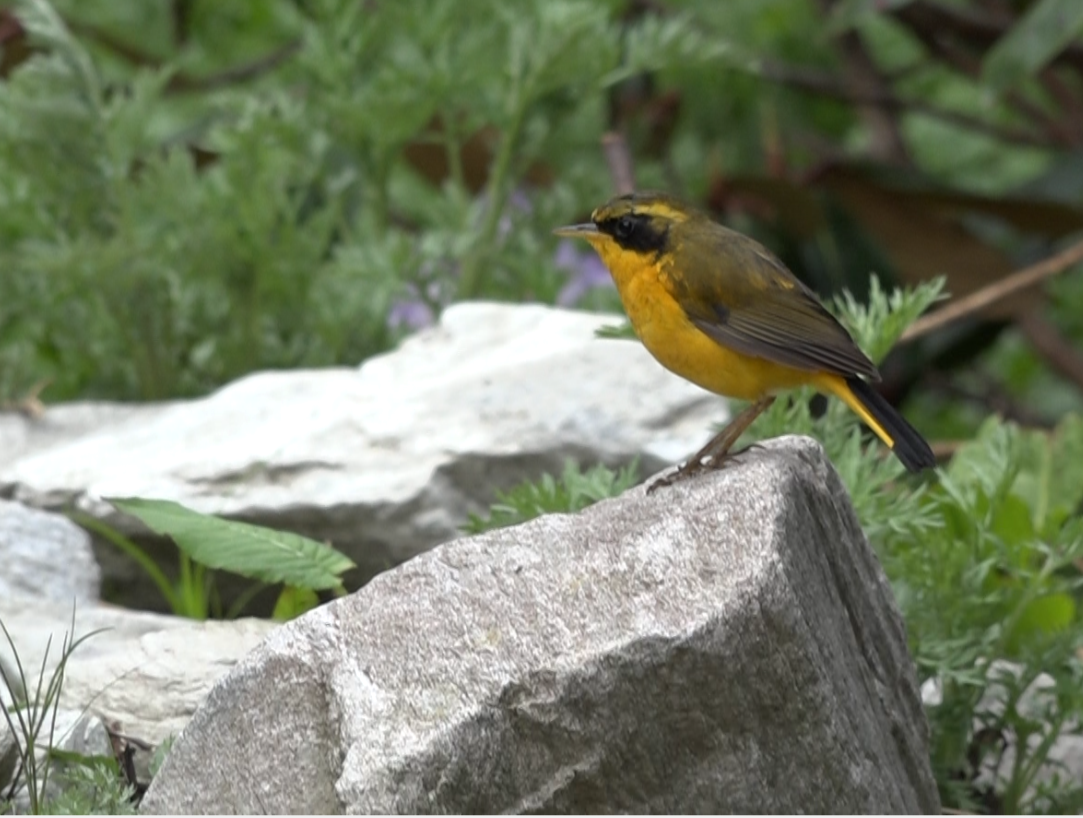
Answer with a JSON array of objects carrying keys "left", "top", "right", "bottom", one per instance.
[{"left": 647, "top": 396, "right": 776, "bottom": 494}]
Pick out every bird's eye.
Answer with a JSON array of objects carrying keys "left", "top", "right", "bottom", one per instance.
[{"left": 614, "top": 215, "right": 635, "bottom": 240}]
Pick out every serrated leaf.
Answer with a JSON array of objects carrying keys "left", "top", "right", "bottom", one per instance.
[
  {"left": 982, "top": 0, "right": 1083, "bottom": 92},
  {"left": 108, "top": 497, "right": 354, "bottom": 591}
]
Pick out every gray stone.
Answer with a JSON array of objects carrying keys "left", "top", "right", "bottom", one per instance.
[
  {"left": 142, "top": 436, "right": 939, "bottom": 814},
  {"left": 0, "top": 303, "right": 722, "bottom": 608},
  {"left": 0, "top": 499, "right": 101, "bottom": 604}
]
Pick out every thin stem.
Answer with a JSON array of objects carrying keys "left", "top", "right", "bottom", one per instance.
[
  {"left": 457, "top": 100, "right": 527, "bottom": 298},
  {"left": 72, "top": 512, "right": 180, "bottom": 613},
  {"left": 441, "top": 111, "right": 466, "bottom": 194}
]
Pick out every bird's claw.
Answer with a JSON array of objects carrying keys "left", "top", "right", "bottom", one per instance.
[{"left": 645, "top": 444, "right": 764, "bottom": 494}]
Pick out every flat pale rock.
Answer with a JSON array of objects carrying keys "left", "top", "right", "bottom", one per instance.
[
  {"left": 0, "top": 594, "right": 276, "bottom": 750},
  {"left": 0, "top": 303, "right": 721, "bottom": 605},
  {"left": 142, "top": 436, "right": 939, "bottom": 814}
]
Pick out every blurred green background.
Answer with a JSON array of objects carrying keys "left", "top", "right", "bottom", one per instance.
[{"left": 2, "top": 0, "right": 1083, "bottom": 453}]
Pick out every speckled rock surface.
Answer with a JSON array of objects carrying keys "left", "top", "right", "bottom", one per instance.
[{"left": 142, "top": 436, "right": 938, "bottom": 815}]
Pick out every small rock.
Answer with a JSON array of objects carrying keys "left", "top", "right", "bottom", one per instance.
[
  {"left": 143, "top": 436, "right": 939, "bottom": 814},
  {"left": 0, "top": 499, "right": 100, "bottom": 603}
]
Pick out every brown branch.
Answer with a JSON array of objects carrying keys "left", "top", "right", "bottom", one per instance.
[
  {"left": 901, "top": 237, "right": 1083, "bottom": 342},
  {"left": 760, "top": 62, "right": 1051, "bottom": 149},
  {"left": 602, "top": 131, "right": 636, "bottom": 195}
]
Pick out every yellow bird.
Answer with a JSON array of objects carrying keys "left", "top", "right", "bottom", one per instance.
[{"left": 554, "top": 191, "right": 935, "bottom": 491}]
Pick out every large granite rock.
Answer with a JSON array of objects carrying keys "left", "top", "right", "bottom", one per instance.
[
  {"left": 142, "top": 436, "right": 939, "bottom": 814},
  {"left": 0, "top": 303, "right": 721, "bottom": 607}
]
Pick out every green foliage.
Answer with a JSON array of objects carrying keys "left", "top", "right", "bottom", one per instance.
[
  {"left": 270, "top": 586, "right": 321, "bottom": 623},
  {"left": 0, "top": 0, "right": 743, "bottom": 403},
  {"left": 894, "top": 417, "right": 1083, "bottom": 814},
  {"left": 982, "top": 0, "right": 1083, "bottom": 93},
  {"left": 463, "top": 459, "right": 640, "bottom": 535},
  {"left": 73, "top": 498, "right": 353, "bottom": 620},
  {"left": 0, "top": 609, "right": 106, "bottom": 815},
  {"left": 41, "top": 753, "right": 137, "bottom": 815}
]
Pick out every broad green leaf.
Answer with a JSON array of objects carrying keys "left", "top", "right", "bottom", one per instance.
[
  {"left": 272, "top": 585, "right": 321, "bottom": 622},
  {"left": 990, "top": 493, "right": 1036, "bottom": 549},
  {"left": 108, "top": 497, "right": 354, "bottom": 591},
  {"left": 982, "top": 0, "right": 1083, "bottom": 92},
  {"left": 1006, "top": 593, "right": 1076, "bottom": 655}
]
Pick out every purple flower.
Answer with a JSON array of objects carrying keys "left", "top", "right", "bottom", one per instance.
[
  {"left": 388, "top": 296, "right": 435, "bottom": 331},
  {"left": 554, "top": 240, "right": 614, "bottom": 307}
]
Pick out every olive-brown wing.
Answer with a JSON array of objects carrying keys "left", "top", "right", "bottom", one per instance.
[{"left": 666, "top": 228, "right": 881, "bottom": 381}]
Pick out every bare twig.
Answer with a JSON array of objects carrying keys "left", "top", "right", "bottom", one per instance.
[
  {"left": 0, "top": 378, "right": 51, "bottom": 419},
  {"left": 901, "top": 238, "right": 1083, "bottom": 341},
  {"left": 602, "top": 131, "right": 636, "bottom": 195}
]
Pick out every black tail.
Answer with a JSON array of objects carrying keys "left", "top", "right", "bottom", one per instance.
[{"left": 846, "top": 377, "right": 936, "bottom": 473}]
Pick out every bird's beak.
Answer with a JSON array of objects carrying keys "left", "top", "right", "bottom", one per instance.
[{"left": 553, "top": 223, "right": 600, "bottom": 239}]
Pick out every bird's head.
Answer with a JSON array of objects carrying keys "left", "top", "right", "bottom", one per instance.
[{"left": 553, "top": 191, "right": 698, "bottom": 256}]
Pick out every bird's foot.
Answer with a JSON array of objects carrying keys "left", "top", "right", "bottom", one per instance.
[{"left": 645, "top": 443, "right": 765, "bottom": 495}]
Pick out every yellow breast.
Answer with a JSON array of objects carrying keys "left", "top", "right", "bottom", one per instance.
[{"left": 594, "top": 242, "right": 814, "bottom": 401}]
